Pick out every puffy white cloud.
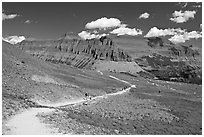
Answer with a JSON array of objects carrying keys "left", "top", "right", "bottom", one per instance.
[
  {"left": 144, "top": 27, "right": 179, "bottom": 37},
  {"left": 2, "top": 13, "right": 19, "bottom": 21},
  {"left": 85, "top": 17, "right": 124, "bottom": 30},
  {"left": 78, "top": 31, "right": 98, "bottom": 39},
  {"left": 145, "top": 27, "right": 202, "bottom": 43},
  {"left": 24, "top": 20, "right": 31, "bottom": 24},
  {"left": 3, "top": 36, "right": 26, "bottom": 44},
  {"left": 138, "top": 12, "right": 150, "bottom": 19},
  {"left": 78, "top": 31, "right": 108, "bottom": 40},
  {"left": 168, "top": 34, "right": 186, "bottom": 43},
  {"left": 110, "top": 26, "right": 143, "bottom": 36},
  {"left": 187, "top": 31, "right": 202, "bottom": 39},
  {"left": 169, "top": 31, "right": 202, "bottom": 43},
  {"left": 170, "top": 10, "right": 196, "bottom": 23}
]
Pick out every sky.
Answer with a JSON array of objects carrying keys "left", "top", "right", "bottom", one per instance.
[{"left": 2, "top": 2, "right": 202, "bottom": 42}]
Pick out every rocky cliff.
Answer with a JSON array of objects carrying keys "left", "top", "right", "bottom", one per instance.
[
  {"left": 18, "top": 36, "right": 132, "bottom": 69},
  {"left": 17, "top": 35, "right": 201, "bottom": 84},
  {"left": 136, "top": 37, "right": 202, "bottom": 84},
  {"left": 147, "top": 37, "right": 200, "bottom": 57}
]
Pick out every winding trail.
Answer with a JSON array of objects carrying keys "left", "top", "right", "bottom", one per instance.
[
  {"left": 5, "top": 75, "right": 135, "bottom": 135},
  {"left": 109, "top": 75, "right": 132, "bottom": 85},
  {"left": 5, "top": 108, "right": 58, "bottom": 135}
]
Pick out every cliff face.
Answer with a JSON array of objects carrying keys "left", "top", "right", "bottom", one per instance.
[
  {"left": 18, "top": 36, "right": 132, "bottom": 69},
  {"left": 168, "top": 45, "right": 200, "bottom": 57},
  {"left": 135, "top": 41, "right": 202, "bottom": 85},
  {"left": 147, "top": 37, "right": 200, "bottom": 57},
  {"left": 17, "top": 35, "right": 201, "bottom": 84},
  {"left": 147, "top": 37, "right": 172, "bottom": 48}
]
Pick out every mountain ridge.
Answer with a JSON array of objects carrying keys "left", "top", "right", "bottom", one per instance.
[{"left": 16, "top": 34, "right": 202, "bottom": 84}]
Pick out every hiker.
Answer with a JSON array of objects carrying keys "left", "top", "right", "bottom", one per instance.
[
  {"left": 83, "top": 93, "right": 88, "bottom": 100},
  {"left": 84, "top": 93, "right": 92, "bottom": 100},
  {"left": 85, "top": 93, "right": 88, "bottom": 97}
]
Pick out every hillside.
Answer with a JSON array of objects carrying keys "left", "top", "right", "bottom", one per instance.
[
  {"left": 16, "top": 34, "right": 202, "bottom": 85},
  {"left": 3, "top": 40, "right": 202, "bottom": 135},
  {"left": 3, "top": 2, "right": 202, "bottom": 135},
  {"left": 2, "top": 40, "right": 129, "bottom": 127},
  {"left": 111, "top": 36, "right": 202, "bottom": 84},
  {"left": 17, "top": 36, "right": 132, "bottom": 69}
]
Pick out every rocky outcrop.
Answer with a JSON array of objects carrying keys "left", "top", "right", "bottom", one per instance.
[
  {"left": 147, "top": 37, "right": 200, "bottom": 57},
  {"left": 142, "top": 37, "right": 202, "bottom": 84},
  {"left": 147, "top": 37, "right": 172, "bottom": 48},
  {"left": 18, "top": 36, "right": 132, "bottom": 69},
  {"left": 168, "top": 45, "right": 200, "bottom": 57},
  {"left": 17, "top": 35, "right": 201, "bottom": 84},
  {"left": 135, "top": 53, "right": 202, "bottom": 84}
]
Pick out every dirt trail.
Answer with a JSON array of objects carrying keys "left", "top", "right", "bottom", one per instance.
[
  {"left": 57, "top": 76, "right": 135, "bottom": 107},
  {"left": 36, "top": 98, "right": 86, "bottom": 108},
  {"left": 82, "top": 86, "right": 132, "bottom": 104},
  {"left": 109, "top": 75, "right": 132, "bottom": 85},
  {"left": 5, "top": 108, "right": 59, "bottom": 135},
  {"left": 5, "top": 75, "right": 135, "bottom": 135}
]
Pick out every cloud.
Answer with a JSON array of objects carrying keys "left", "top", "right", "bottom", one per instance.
[
  {"left": 186, "top": 31, "right": 202, "bottom": 39},
  {"left": 168, "top": 34, "right": 186, "bottom": 43},
  {"left": 138, "top": 12, "right": 150, "bottom": 19},
  {"left": 78, "top": 31, "right": 108, "bottom": 40},
  {"left": 24, "top": 20, "right": 38, "bottom": 24},
  {"left": 169, "top": 31, "right": 202, "bottom": 43},
  {"left": 193, "top": 5, "right": 201, "bottom": 8},
  {"left": 24, "top": 20, "right": 31, "bottom": 24},
  {"left": 85, "top": 17, "right": 124, "bottom": 30},
  {"left": 2, "top": 12, "right": 19, "bottom": 21},
  {"left": 3, "top": 35, "right": 26, "bottom": 44},
  {"left": 177, "top": 2, "right": 188, "bottom": 8},
  {"left": 181, "top": 2, "right": 188, "bottom": 8},
  {"left": 110, "top": 26, "right": 143, "bottom": 36},
  {"left": 170, "top": 10, "right": 196, "bottom": 23},
  {"left": 144, "top": 27, "right": 202, "bottom": 43},
  {"left": 92, "top": 30, "right": 98, "bottom": 34},
  {"left": 144, "top": 27, "right": 181, "bottom": 37},
  {"left": 193, "top": 2, "right": 202, "bottom": 8}
]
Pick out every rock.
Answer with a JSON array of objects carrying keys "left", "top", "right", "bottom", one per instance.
[
  {"left": 18, "top": 36, "right": 132, "bottom": 69},
  {"left": 114, "top": 129, "right": 120, "bottom": 134},
  {"left": 135, "top": 53, "right": 202, "bottom": 85}
]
